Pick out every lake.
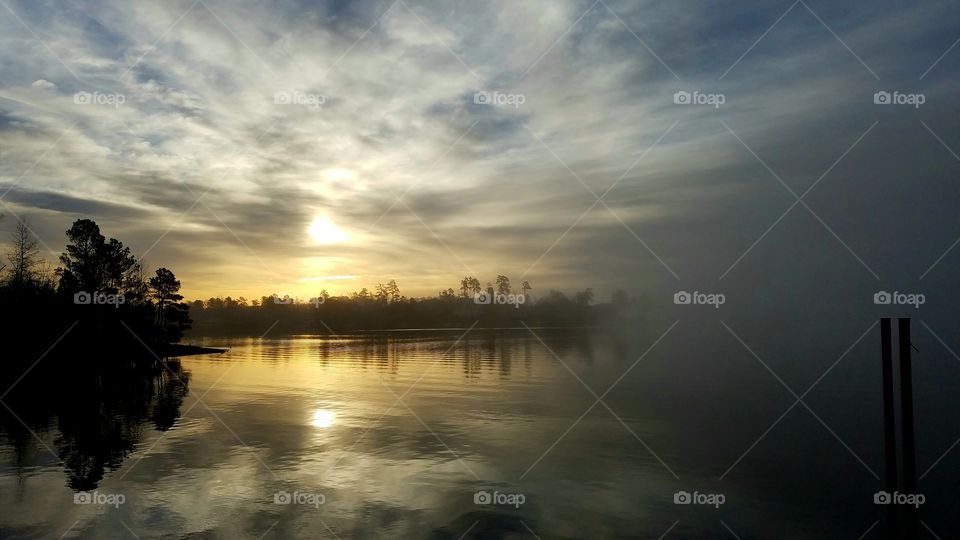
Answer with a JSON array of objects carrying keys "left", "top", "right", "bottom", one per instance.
[{"left": 1, "top": 325, "right": 957, "bottom": 538}]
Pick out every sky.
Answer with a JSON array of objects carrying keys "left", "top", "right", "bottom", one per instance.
[{"left": 0, "top": 0, "right": 958, "bottom": 303}]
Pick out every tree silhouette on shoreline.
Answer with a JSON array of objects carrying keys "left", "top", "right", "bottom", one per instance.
[
  {"left": 1, "top": 218, "right": 192, "bottom": 362},
  {"left": 1, "top": 218, "right": 645, "bottom": 342},
  {"left": 188, "top": 276, "right": 642, "bottom": 335}
]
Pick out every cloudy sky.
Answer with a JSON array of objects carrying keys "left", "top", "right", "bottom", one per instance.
[{"left": 1, "top": 0, "right": 958, "bottom": 302}]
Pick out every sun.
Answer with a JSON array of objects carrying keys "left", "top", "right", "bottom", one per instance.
[{"left": 307, "top": 217, "right": 347, "bottom": 245}]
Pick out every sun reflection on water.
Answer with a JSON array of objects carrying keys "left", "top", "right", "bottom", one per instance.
[{"left": 311, "top": 409, "right": 336, "bottom": 428}]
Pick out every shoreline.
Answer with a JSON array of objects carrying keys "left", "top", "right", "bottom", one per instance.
[{"left": 158, "top": 343, "right": 228, "bottom": 357}]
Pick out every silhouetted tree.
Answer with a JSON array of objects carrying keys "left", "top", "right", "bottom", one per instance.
[
  {"left": 495, "top": 275, "right": 511, "bottom": 295},
  {"left": 439, "top": 288, "right": 456, "bottom": 300},
  {"left": 353, "top": 287, "right": 371, "bottom": 301},
  {"left": 1, "top": 218, "right": 193, "bottom": 361},
  {"left": 376, "top": 280, "right": 400, "bottom": 302},
  {"left": 150, "top": 268, "right": 181, "bottom": 327},
  {"left": 459, "top": 276, "right": 481, "bottom": 298},
  {"left": 7, "top": 219, "right": 40, "bottom": 287},
  {"left": 123, "top": 261, "right": 150, "bottom": 305},
  {"left": 57, "top": 219, "right": 136, "bottom": 294},
  {"left": 149, "top": 268, "right": 191, "bottom": 341}
]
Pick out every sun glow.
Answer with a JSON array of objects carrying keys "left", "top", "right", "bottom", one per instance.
[
  {"left": 323, "top": 168, "right": 357, "bottom": 183},
  {"left": 307, "top": 217, "right": 347, "bottom": 245},
  {"left": 311, "top": 409, "right": 336, "bottom": 428}
]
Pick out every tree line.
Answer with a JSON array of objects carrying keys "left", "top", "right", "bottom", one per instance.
[
  {"left": 189, "top": 276, "right": 642, "bottom": 335},
  {"left": 1, "top": 217, "right": 192, "bottom": 365},
  {"left": 1, "top": 216, "right": 649, "bottom": 344}
]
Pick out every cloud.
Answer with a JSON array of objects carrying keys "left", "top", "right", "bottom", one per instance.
[
  {"left": 0, "top": 0, "right": 957, "bottom": 305},
  {"left": 30, "top": 79, "right": 56, "bottom": 90}
]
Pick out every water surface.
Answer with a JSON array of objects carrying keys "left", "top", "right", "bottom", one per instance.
[{"left": 1, "top": 327, "right": 957, "bottom": 538}]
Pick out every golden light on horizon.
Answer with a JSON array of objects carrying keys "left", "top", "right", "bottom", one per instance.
[
  {"left": 307, "top": 217, "right": 348, "bottom": 245},
  {"left": 299, "top": 275, "right": 357, "bottom": 281},
  {"left": 311, "top": 409, "right": 336, "bottom": 428}
]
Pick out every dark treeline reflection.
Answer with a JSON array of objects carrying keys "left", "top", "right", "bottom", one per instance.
[
  {"left": 239, "top": 328, "right": 627, "bottom": 378},
  {"left": 0, "top": 356, "right": 190, "bottom": 491}
]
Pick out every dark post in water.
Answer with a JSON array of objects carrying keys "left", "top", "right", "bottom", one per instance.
[
  {"left": 898, "top": 318, "right": 918, "bottom": 539},
  {"left": 880, "top": 318, "right": 899, "bottom": 539}
]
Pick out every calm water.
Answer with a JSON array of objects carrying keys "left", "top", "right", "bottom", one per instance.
[{"left": 1, "top": 326, "right": 958, "bottom": 538}]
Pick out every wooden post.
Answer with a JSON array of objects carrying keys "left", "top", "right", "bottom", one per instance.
[
  {"left": 898, "top": 318, "right": 917, "bottom": 539},
  {"left": 881, "top": 318, "right": 899, "bottom": 539}
]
